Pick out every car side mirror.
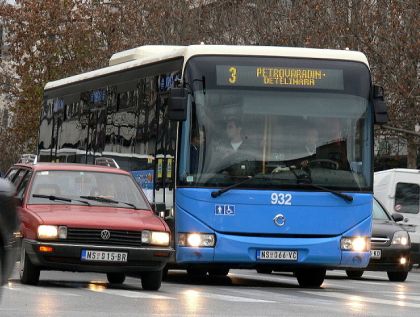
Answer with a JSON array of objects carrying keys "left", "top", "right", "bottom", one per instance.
[{"left": 391, "top": 213, "right": 404, "bottom": 222}]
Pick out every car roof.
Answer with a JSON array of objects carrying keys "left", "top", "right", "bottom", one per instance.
[{"left": 12, "top": 163, "right": 130, "bottom": 175}]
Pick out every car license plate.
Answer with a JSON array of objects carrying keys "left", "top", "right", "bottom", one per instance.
[
  {"left": 258, "top": 250, "right": 298, "bottom": 261},
  {"left": 370, "top": 249, "right": 381, "bottom": 259},
  {"left": 81, "top": 250, "right": 128, "bottom": 262}
]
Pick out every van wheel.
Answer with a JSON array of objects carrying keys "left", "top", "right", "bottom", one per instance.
[
  {"left": 106, "top": 273, "right": 126, "bottom": 284},
  {"left": 20, "top": 247, "right": 40, "bottom": 285},
  {"left": 346, "top": 270, "right": 364, "bottom": 279},
  {"left": 295, "top": 268, "right": 326, "bottom": 288},
  {"left": 387, "top": 271, "right": 408, "bottom": 282},
  {"left": 141, "top": 270, "right": 162, "bottom": 291}
]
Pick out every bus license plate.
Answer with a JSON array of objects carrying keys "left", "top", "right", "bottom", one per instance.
[
  {"left": 258, "top": 250, "right": 298, "bottom": 261},
  {"left": 81, "top": 250, "right": 128, "bottom": 262},
  {"left": 370, "top": 250, "right": 381, "bottom": 259}
]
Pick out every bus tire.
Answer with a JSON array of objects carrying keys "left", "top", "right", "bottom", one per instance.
[
  {"left": 387, "top": 271, "right": 408, "bottom": 282},
  {"left": 106, "top": 272, "right": 126, "bottom": 284},
  {"left": 187, "top": 268, "right": 207, "bottom": 278},
  {"left": 346, "top": 270, "right": 364, "bottom": 279},
  {"left": 295, "top": 268, "right": 326, "bottom": 288},
  {"left": 19, "top": 247, "right": 40, "bottom": 285},
  {"left": 141, "top": 270, "right": 162, "bottom": 291}
]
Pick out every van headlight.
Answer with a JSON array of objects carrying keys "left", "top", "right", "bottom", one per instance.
[
  {"left": 141, "top": 231, "right": 170, "bottom": 246},
  {"left": 178, "top": 233, "right": 215, "bottom": 247},
  {"left": 392, "top": 231, "right": 410, "bottom": 246},
  {"left": 340, "top": 236, "right": 370, "bottom": 252}
]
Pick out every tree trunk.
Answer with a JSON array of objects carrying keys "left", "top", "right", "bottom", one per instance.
[{"left": 406, "top": 135, "right": 418, "bottom": 169}]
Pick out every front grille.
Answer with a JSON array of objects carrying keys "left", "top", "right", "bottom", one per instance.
[
  {"left": 66, "top": 228, "right": 143, "bottom": 247},
  {"left": 371, "top": 236, "right": 390, "bottom": 246}
]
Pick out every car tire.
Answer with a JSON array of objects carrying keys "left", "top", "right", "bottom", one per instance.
[
  {"left": 141, "top": 270, "right": 162, "bottom": 291},
  {"left": 256, "top": 268, "right": 273, "bottom": 274},
  {"left": 106, "top": 273, "right": 126, "bottom": 284},
  {"left": 19, "top": 247, "right": 40, "bottom": 285},
  {"left": 346, "top": 270, "right": 364, "bottom": 279},
  {"left": 295, "top": 268, "right": 326, "bottom": 288},
  {"left": 208, "top": 268, "right": 230, "bottom": 276},
  {"left": 387, "top": 271, "right": 408, "bottom": 282}
]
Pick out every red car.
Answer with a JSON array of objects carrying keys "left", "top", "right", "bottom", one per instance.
[{"left": 5, "top": 162, "right": 173, "bottom": 291}]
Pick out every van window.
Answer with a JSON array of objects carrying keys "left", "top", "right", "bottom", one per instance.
[{"left": 395, "top": 182, "right": 420, "bottom": 214}]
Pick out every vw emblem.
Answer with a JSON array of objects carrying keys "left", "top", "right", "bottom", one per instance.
[
  {"left": 273, "top": 214, "right": 286, "bottom": 227},
  {"left": 101, "top": 230, "right": 111, "bottom": 240}
]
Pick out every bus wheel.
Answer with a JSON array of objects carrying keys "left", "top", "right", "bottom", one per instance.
[
  {"left": 141, "top": 270, "right": 162, "bottom": 291},
  {"left": 208, "top": 268, "right": 230, "bottom": 276},
  {"left": 295, "top": 268, "right": 326, "bottom": 288},
  {"left": 187, "top": 268, "right": 207, "bottom": 278},
  {"left": 346, "top": 270, "right": 364, "bottom": 279},
  {"left": 256, "top": 268, "right": 272, "bottom": 274},
  {"left": 106, "top": 273, "right": 126, "bottom": 284},
  {"left": 387, "top": 271, "right": 408, "bottom": 282}
]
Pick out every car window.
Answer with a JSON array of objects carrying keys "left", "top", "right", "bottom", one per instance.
[
  {"left": 12, "top": 169, "right": 28, "bottom": 187},
  {"left": 5, "top": 168, "right": 18, "bottom": 182},
  {"left": 28, "top": 170, "right": 150, "bottom": 209},
  {"left": 395, "top": 182, "right": 420, "bottom": 214},
  {"left": 16, "top": 171, "right": 33, "bottom": 200},
  {"left": 373, "top": 199, "right": 392, "bottom": 221}
]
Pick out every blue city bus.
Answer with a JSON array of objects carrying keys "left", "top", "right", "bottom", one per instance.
[{"left": 39, "top": 45, "right": 387, "bottom": 287}]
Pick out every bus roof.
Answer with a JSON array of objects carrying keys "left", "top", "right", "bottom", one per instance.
[{"left": 44, "top": 45, "right": 369, "bottom": 90}]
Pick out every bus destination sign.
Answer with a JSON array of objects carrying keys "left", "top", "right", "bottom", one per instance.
[{"left": 216, "top": 65, "right": 344, "bottom": 90}]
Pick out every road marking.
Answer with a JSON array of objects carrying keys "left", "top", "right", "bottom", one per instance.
[
  {"left": 182, "top": 289, "right": 275, "bottom": 303},
  {"left": 303, "top": 291, "right": 420, "bottom": 308},
  {"left": 5, "top": 284, "right": 80, "bottom": 297},
  {"left": 87, "top": 287, "right": 175, "bottom": 299}
]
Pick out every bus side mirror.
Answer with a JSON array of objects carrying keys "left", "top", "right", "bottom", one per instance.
[
  {"left": 372, "top": 85, "right": 388, "bottom": 125},
  {"left": 168, "top": 88, "right": 187, "bottom": 121}
]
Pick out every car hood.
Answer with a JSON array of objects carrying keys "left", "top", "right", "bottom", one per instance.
[
  {"left": 372, "top": 220, "right": 403, "bottom": 236},
  {"left": 26, "top": 204, "right": 166, "bottom": 231}
]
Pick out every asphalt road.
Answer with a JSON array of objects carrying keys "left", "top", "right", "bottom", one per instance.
[{"left": 1, "top": 267, "right": 420, "bottom": 317}]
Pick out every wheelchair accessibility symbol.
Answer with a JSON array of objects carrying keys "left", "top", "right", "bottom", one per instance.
[{"left": 215, "top": 204, "right": 235, "bottom": 216}]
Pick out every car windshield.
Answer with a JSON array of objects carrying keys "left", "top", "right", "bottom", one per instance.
[
  {"left": 373, "top": 199, "right": 392, "bottom": 221},
  {"left": 180, "top": 56, "right": 373, "bottom": 191},
  {"left": 28, "top": 170, "right": 149, "bottom": 210}
]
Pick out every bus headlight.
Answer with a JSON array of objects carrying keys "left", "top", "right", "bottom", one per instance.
[
  {"left": 142, "top": 231, "right": 170, "bottom": 246},
  {"left": 340, "top": 236, "right": 370, "bottom": 252},
  {"left": 392, "top": 231, "right": 410, "bottom": 246},
  {"left": 178, "top": 233, "right": 215, "bottom": 247}
]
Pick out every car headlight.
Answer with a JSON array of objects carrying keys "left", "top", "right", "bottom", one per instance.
[
  {"left": 178, "top": 233, "right": 215, "bottom": 247},
  {"left": 141, "top": 231, "right": 170, "bottom": 246},
  {"left": 392, "top": 231, "right": 410, "bottom": 246},
  {"left": 340, "top": 236, "right": 370, "bottom": 252},
  {"left": 37, "top": 225, "right": 67, "bottom": 240}
]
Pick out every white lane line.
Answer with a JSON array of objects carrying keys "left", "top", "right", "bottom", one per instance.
[
  {"left": 182, "top": 290, "right": 275, "bottom": 303},
  {"left": 229, "top": 272, "right": 296, "bottom": 283},
  {"left": 303, "top": 291, "right": 420, "bottom": 308},
  {"left": 87, "top": 287, "right": 175, "bottom": 299}
]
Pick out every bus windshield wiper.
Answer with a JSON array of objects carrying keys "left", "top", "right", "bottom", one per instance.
[
  {"left": 32, "top": 194, "right": 91, "bottom": 206},
  {"left": 211, "top": 176, "right": 254, "bottom": 198},
  {"left": 79, "top": 196, "right": 138, "bottom": 209}
]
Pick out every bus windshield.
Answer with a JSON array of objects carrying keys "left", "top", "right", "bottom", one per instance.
[{"left": 180, "top": 56, "right": 373, "bottom": 191}]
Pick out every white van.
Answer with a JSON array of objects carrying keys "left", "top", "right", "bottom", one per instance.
[{"left": 374, "top": 169, "right": 420, "bottom": 264}]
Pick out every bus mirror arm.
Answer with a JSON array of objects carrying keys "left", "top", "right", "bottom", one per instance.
[
  {"left": 168, "top": 87, "right": 188, "bottom": 121},
  {"left": 372, "top": 85, "right": 388, "bottom": 125}
]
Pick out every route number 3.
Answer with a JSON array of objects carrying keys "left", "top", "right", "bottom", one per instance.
[
  {"left": 228, "top": 66, "right": 237, "bottom": 84},
  {"left": 271, "top": 193, "right": 292, "bottom": 205}
]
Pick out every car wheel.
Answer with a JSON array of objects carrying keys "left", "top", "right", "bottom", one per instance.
[
  {"left": 346, "top": 270, "right": 364, "bottom": 279},
  {"left": 19, "top": 247, "right": 40, "bottom": 285},
  {"left": 387, "top": 271, "right": 408, "bottom": 282},
  {"left": 295, "top": 268, "right": 326, "bottom": 288},
  {"left": 141, "top": 270, "right": 162, "bottom": 291},
  {"left": 208, "top": 268, "right": 230, "bottom": 276},
  {"left": 106, "top": 273, "right": 126, "bottom": 284},
  {"left": 256, "top": 268, "right": 273, "bottom": 274}
]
